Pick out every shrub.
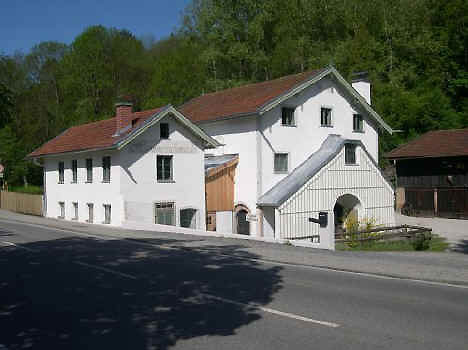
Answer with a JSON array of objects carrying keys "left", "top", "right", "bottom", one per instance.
[{"left": 412, "top": 232, "right": 431, "bottom": 251}]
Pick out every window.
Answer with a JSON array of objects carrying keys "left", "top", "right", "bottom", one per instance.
[
  {"left": 86, "top": 158, "right": 93, "bottom": 183},
  {"left": 71, "top": 160, "right": 78, "bottom": 183},
  {"left": 155, "top": 202, "right": 175, "bottom": 226},
  {"left": 58, "top": 202, "right": 65, "bottom": 219},
  {"left": 157, "top": 155, "right": 173, "bottom": 181},
  {"left": 180, "top": 208, "right": 197, "bottom": 229},
  {"left": 281, "top": 107, "right": 295, "bottom": 126},
  {"left": 102, "top": 156, "right": 111, "bottom": 183},
  {"left": 321, "top": 107, "right": 332, "bottom": 127},
  {"left": 160, "top": 123, "right": 169, "bottom": 139},
  {"left": 274, "top": 153, "right": 289, "bottom": 173},
  {"left": 87, "top": 203, "right": 94, "bottom": 223},
  {"left": 345, "top": 144, "right": 357, "bottom": 165},
  {"left": 131, "top": 118, "right": 140, "bottom": 128},
  {"left": 72, "top": 202, "right": 78, "bottom": 220},
  {"left": 103, "top": 204, "right": 111, "bottom": 224},
  {"left": 353, "top": 114, "right": 364, "bottom": 132},
  {"left": 58, "top": 162, "right": 64, "bottom": 184}
]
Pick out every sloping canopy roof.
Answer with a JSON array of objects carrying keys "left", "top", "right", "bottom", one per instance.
[
  {"left": 179, "top": 66, "right": 393, "bottom": 134},
  {"left": 205, "top": 154, "right": 238, "bottom": 176},
  {"left": 28, "top": 105, "right": 220, "bottom": 158},
  {"left": 258, "top": 135, "right": 391, "bottom": 208},
  {"left": 386, "top": 129, "right": 468, "bottom": 159}
]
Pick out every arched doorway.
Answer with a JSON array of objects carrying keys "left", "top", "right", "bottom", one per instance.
[
  {"left": 235, "top": 204, "right": 250, "bottom": 235},
  {"left": 333, "top": 194, "right": 362, "bottom": 234}
]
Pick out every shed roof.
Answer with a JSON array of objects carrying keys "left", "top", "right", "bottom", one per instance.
[
  {"left": 386, "top": 129, "right": 468, "bottom": 159},
  {"left": 205, "top": 154, "right": 239, "bottom": 176}
]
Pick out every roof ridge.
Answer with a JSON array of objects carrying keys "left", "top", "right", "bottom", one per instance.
[{"left": 183, "top": 69, "right": 321, "bottom": 102}]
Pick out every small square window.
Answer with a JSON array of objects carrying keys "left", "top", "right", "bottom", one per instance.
[
  {"left": 157, "top": 155, "right": 173, "bottom": 181},
  {"left": 103, "top": 204, "right": 111, "bottom": 224},
  {"left": 345, "top": 144, "right": 357, "bottom": 165},
  {"left": 86, "top": 158, "right": 93, "bottom": 182},
  {"left": 274, "top": 153, "right": 289, "bottom": 173},
  {"left": 155, "top": 202, "right": 175, "bottom": 226},
  {"left": 72, "top": 202, "right": 78, "bottom": 220},
  {"left": 281, "top": 107, "right": 295, "bottom": 126},
  {"left": 160, "top": 123, "right": 169, "bottom": 139},
  {"left": 87, "top": 203, "right": 94, "bottom": 223},
  {"left": 58, "top": 162, "right": 64, "bottom": 184},
  {"left": 321, "top": 107, "right": 332, "bottom": 127},
  {"left": 353, "top": 114, "right": 364, "bottom": 132},
  {"left": 58, "top": 202, "right": 65, "bottom": 219}
]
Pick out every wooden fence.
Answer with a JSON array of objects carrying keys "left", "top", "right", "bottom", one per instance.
[{"left": 0, "top": 191, "right": 43, "bottom": 216}]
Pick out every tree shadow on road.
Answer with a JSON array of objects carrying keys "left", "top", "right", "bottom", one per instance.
[{"left": 0, "top": 237, "right": 283, "bottom": 349}]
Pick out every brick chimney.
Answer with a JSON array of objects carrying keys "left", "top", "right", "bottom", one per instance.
[{"left": 114, "top": 100, "right": 133, "bottom": 136}]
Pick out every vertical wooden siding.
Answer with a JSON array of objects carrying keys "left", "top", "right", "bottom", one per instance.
[
  {"left": 0, "top": 191, "right": 43, "bottom": 216},
  {"left": 279, "top": 147, "right": 394, "bottom": 239},
  {"left": 205, "top": 161, "right": 237, "bottom": 212}
]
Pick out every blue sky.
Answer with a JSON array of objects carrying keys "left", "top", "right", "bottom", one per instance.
[{"left": 0, "top": 0, "right": 191, "bottom": 55}]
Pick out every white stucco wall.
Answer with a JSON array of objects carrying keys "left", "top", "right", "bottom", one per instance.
[
  {"left": 120, "top": 115, "right": 207, "bottom": 230},
  {"left": 200, "top": 116, "right": 259, "bottom": 234},
  {"left": 259, "top": 77, "right": 379, "bottom": 197},
  {"left": 43, "top": 150, "right": 123, "bottom": 226}
]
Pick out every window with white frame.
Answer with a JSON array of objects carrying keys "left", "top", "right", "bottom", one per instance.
[
  {"left": 71, "top": 160, "right": 78, "bottom": 183},
  {"left": 103, "top": 204, "right": 111, "bottom": 224},
  {"left": 353, "top": 114, "right": 364, "bottom": 132},
  {"left": 86, "top": 158, "right": 93, "bottom": 182},
  {"left": 321, "top": 107, "right": 332, "bottom": 127},
  {"left": 102, "top": 156, "right": 111, "bottom": 183},
  {"left": 58, "top": 162, "right": 64, "bottom": 184},
  {"left": 157, "top": 155, "right": 173, "bottom": 182},
  {"left": 87, "top": 203, "right": 94, "bottom": 223},
  {"left": 274, "top": 153, "right": 289, "bottom": 173},
  {"left": 58, "top": 202, "right": 65, "bottom": 219},
  {"left": 155, "top": 202, "right": 175, "bottom": 226},
  {"left": 281, "top": 107, "right": 295, "bottom": 126},
  {"left": 72, "top": 202, "right": 78, "bottom": 220},
  {"left": 345, "top": 144, "right": 357, "bottom": 165}
]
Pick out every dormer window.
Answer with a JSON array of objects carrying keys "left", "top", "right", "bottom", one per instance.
[
  {"left": 345, "top": 144, "right": 357, "bottom": 165},
  {"left": 160, "top": 123, "right": 169, "bottom": 139},
  {"left": 321, "top": 107, "right": 332, "bottom": 127},
  {"left": 353, "top": 114, "right": 364, "bottom": 132},
  {"left": 281, "top": 107, "right": 295, "bottom": 126}
]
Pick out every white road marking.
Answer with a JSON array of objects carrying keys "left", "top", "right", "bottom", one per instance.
[
  {"left": 0, "top": 241, "right": 37, "bottom": 252},
  {"left": 201, "top": 293, "right": 340, "bottom": 328},
  {"left": 74, "top": 261, "right": 138, "bottom": 280}
]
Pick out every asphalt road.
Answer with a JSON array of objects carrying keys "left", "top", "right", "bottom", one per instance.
[{"left": 1, "top": 219, "right": 467, "bottom": 350}]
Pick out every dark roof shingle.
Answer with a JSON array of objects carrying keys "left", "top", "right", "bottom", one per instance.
[
  {"left": 179, "top": 69, "right": 324, "bottom": 123},
  {"left": 386, "top": 129, "right": 468, "bottom": 159}
]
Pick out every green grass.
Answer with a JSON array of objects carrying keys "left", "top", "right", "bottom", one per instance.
[
  {"left": 336, "top": 234, "right": 449, "bottom": 252},
  {"left": 7, "top": 185, "right": 44, "bottom": 195}
]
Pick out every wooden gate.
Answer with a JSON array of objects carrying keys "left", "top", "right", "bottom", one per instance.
[
  {"left": 437, "top": 188, "right": 468, "bottom": 219},
  {"left": 404, "top": 188, "right": 434, "bottom": 217}
]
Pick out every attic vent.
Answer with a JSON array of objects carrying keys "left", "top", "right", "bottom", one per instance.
[{"left": 131, "top": 118, "right": 140, "bottom": 128}]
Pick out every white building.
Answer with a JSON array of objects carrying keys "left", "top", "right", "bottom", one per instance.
[
  {"left": 28, "top": 104, "right": 220, "bottom": 230},
  {"left": 180, "top": 67, "right": 395, "bottom": 249}
]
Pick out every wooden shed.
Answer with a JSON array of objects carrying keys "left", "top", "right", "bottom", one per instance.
[
  {"left": 386, "top": 129, "right": 468, "bottom": 219},
  {"left": 204, "top": 154, "right": 238, "bottom": 230}
]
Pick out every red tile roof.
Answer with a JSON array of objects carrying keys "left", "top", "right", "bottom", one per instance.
[
  {"left": 179, "top": 69, "right": 324, "bottom": 123},
  {"left": 386, "top": 129, "right": 468, "bottom": 159},
  {"left": 28, "top": 107, "right": 164, "bottom": 158}
]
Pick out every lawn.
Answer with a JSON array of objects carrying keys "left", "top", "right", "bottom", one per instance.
[
  {"left": 336, "top": 234, "right": 449, "bottom": 252},
  {"left": 7, "top": 185, "right": 44, "bottom": 195}
]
